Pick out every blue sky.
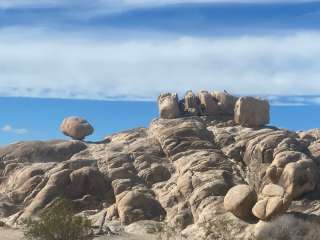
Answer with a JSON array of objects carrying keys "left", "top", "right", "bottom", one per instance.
[
  {"left": 0, "top": 97, "right": 320, "bottom": 145},
  {"left": 0, "top": 0, "right": 320, "bottom": 144}
]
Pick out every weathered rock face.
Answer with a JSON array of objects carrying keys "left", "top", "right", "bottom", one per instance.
[
  {"left": 156, "top": 92, "right": 270, "bottom": 130},
  {"left": 208, "top": 117, "right": 319, "bottom": 230},
  {"left": 60, "top": 117, "right": 94, "bottom": 140},
  {"left": 69, "top": 166, "right": 107, "bottom": 200},
  {"left": 279, "top": 159, "right": 317, "bottom": 199},
  {"left": 299, "top": 128, "right": 320, "bottom": 142},
  {"left": 1, "top": 93, "right": 320, "bottom": 240},
  {"left": 213, "top": 91, "right": 238, "bottom": 114},
  {"left": 157, "top": 93, "right": 180, "bottom": 119},
  {"left": 117, "top": 190, "right": 165, "bottom": 225},
  {"left": 309, "top": 140, "right": 320, "bottom": 164},
  {"left": 183, "top": 91, "right": 201, "bottom": 116},
  {"left": 234, "top": 97, "right": 270, "bottom": 127},
  {"left": 198, "top": 91, "right": 219, "bottom": 116},
  {"left": 0, "top": 140, "right": 87, "bottom": 164},
  {"left": 252, "top": 184, "right": 291, "bottom": 221},
  {"left": 157, "top": 90, "right": 240, "bottom": 120},
  {"left": 252, "top": 196, "right": 291, "bottom": 221}
]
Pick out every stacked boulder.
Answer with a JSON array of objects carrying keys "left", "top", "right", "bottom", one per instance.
[
  {"left": 222, "top": 126, "right": 319, "bottom": 222},
  {"left": 157, "top": 91, "right": 270, "bottom": 128},
  {"left": 224, "top": 183, "right": 291, "bottom": 222},
  {"left": 267, "top": 152, "right": 317, "bottom": 199},
  {"left": 252, "top": 184, "right": 291, "bottom": 221},
  {"left": 158, "top": 90, "right": 231, "bottom": 119}
]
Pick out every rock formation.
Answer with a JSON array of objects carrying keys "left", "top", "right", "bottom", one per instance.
[
  {"left": 157, "top": 91, "right": 269, "bottom": 128},
  {"left": 234, "top": 97, "right": 270, "bottom": 127},
  {"left": 213, "top": 90, "right": 238, "bottom": 114},
  {"left": 0, "top": 91, "right": 320, "bottom": 239},
  {"left": 157, "top": 93, "right": 180, "bottom": 119},
  {"left": 198, "top": 91, "right": 219, "bottom": 116},
  {"left": 60, "top": 116, "right": 94, "bottom": 140},
  {"left": 183, "top": 91, "right": 201, "bottom": 116},
  {"left": 252, "top": 184, "right": 291, "bottom": 221},
  {"left": 224, "top": 184, "right": 257, "bottom": 220}
]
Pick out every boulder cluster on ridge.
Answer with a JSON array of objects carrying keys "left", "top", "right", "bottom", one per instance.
[{"left": 0, "top": 90, "right": 319, "bottom": 240}]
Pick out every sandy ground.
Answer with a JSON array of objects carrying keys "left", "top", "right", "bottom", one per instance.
[
  {"left": 95, "top": 233, "right": 156, "bottom": 240},
  {"left": 0, "top": 227, "right": 157, "bottom": 240},
  {"left": 0, "top": 227, "right": 24, "bottom": 240}
]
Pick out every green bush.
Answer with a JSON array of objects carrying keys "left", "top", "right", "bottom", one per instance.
[{"left": 24, "top": 198, "right": 92, "bottom": 240}]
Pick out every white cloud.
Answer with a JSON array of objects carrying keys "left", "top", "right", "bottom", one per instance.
[
  {"left": 95, "top": 0, "right": 315, "bottom": 10},
  {"left": 267, "top": 96, "right": 307, "bottom": 106},
  {"left": 1, "top": 125, "right": 28, "bottom": 134},
  {"left": 1, "top": 125, "right": 12, "bottom": 132},
  {"left": 1, "top": 28, "right": 320, "bottom": 100},
  {"left": 309, "top": 97, "right": 320, "bottom": 105},
  {"left": 267, "top": 96, "right": 320, "bottom": 106}
]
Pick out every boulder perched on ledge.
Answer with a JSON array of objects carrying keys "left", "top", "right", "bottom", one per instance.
[
  {"left": 157, "top": 93, "right": 180, "bottom": 119},
  {"left": 234, "top": 97, "right": 270, "bottom": 127},
  {"left": 60, "top": 117, "right": 94, "bottom": 140}
]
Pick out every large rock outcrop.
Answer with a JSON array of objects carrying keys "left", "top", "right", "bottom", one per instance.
[
  {"left": 0, "top": 92, "right": 319, "bottom": 240},
  {"left": 0, "top": 140, "right": 87, "bottom": 164}
]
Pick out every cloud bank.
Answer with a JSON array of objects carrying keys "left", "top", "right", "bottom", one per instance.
[
  {"left": 1, "top": 125, "right": 29, "bottom": 134},
  {"left": 1, "top": 29, "right": 320, "bottom": 100}
]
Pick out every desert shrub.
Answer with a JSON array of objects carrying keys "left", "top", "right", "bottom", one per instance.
[
  {"left": 204, "top": 218, "right": 235, "bottom": 240},
  {"left": 155, "top": 222, "right": 188, "bottom": 240},
  {"left": 255, "top": 214, "right": 320, "bottom": 240},
  {"left": 24, "top": 198, "right": 92, "bottom": 240}
]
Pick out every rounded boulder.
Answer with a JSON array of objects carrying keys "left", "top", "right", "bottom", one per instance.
[
  {"left": 224, "top": 184, "right": 257, "bottom": 220},
  {"left": 60, "top": 117, "right": 94, "bottom": 140}
]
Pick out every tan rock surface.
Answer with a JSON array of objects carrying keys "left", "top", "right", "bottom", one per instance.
[
  {"left": 157, "top": 93, "right": 180, "bottom": 119},
  {"left": 234, "top": 96, "right": 270, "bottom": 127},
  {"left": 1, "top": 92, "right": 320, "bottom": 239},
  {"left": 224, "top": 184, "right": 257, "bottom": 220},
  {"left": 60, "top": 116, "right": 94, "bottom": 140}
]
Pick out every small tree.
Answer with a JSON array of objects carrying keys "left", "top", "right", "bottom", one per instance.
[{"left": 24, "top": 198, "right": 91, "bottom": 240}]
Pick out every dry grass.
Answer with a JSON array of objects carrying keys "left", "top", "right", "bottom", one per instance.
[{"left": 255, "top": 214, "right": 320, "bottom": 240}]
